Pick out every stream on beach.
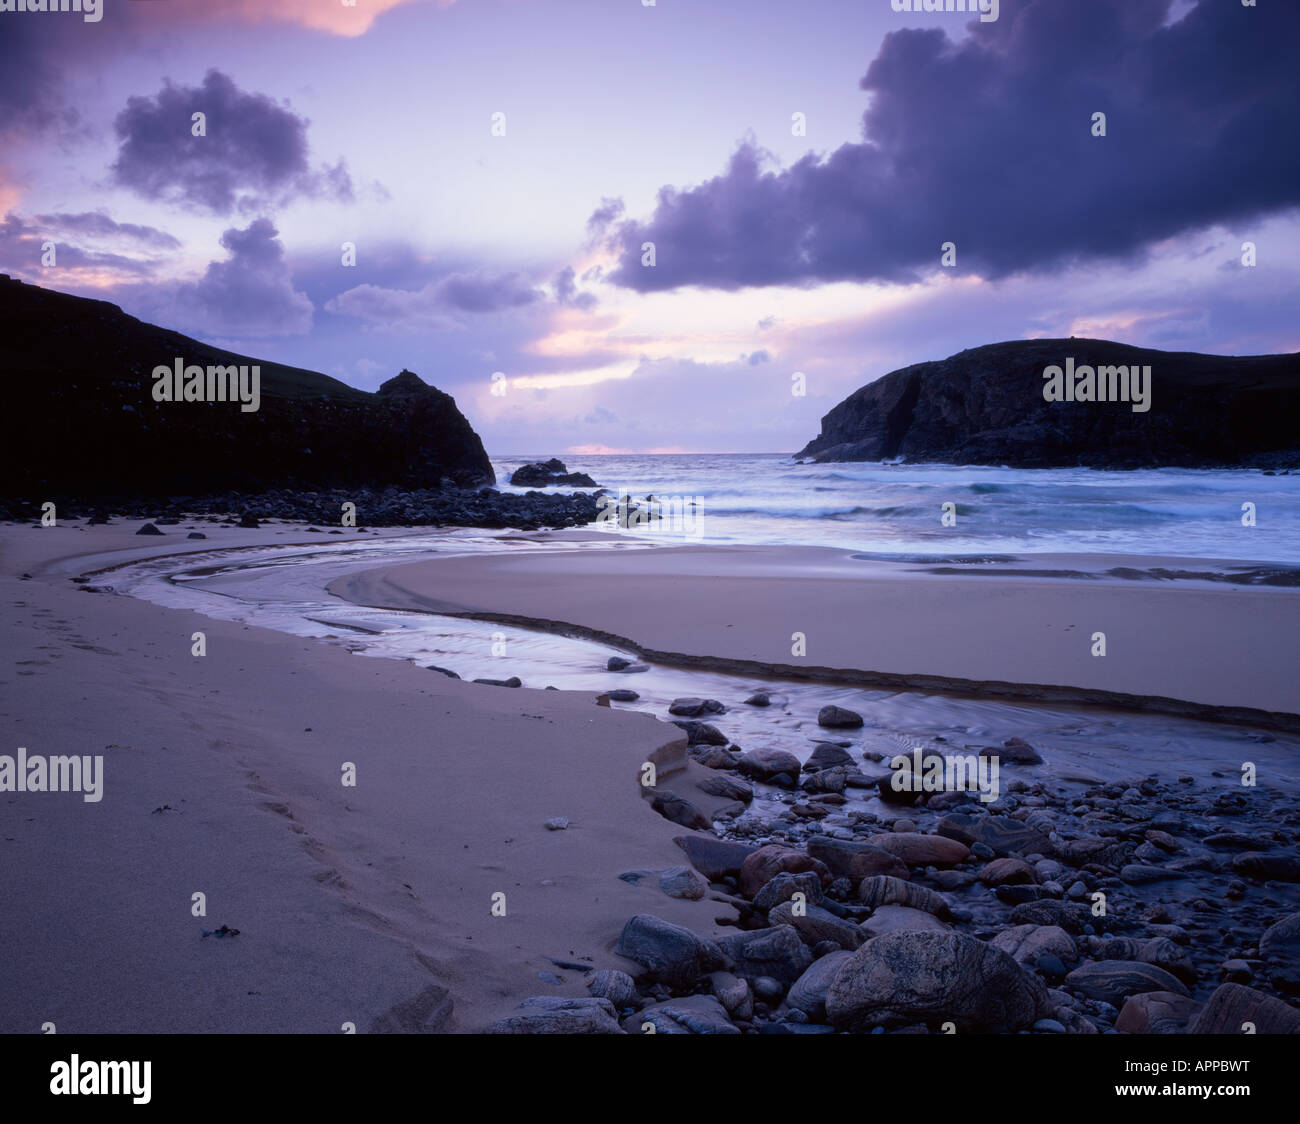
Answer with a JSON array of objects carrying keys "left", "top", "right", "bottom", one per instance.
[{"left": 94, "top": 529, "right": 1300, "bottom": 837}]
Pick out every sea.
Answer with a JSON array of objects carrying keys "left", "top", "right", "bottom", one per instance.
[{"left": 494, "top": 453, "right": 1300, "bottom": 564}]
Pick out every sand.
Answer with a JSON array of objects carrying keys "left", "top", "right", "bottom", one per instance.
[
  {"left": 330, "top": 541, "right": 1300, "bottom": 725},
  {"left": 0, "top": 521, "right": 722, "bottom": 1033}
]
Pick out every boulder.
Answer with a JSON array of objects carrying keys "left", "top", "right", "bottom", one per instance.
[
  {"left": 1190, "top": 983, "right": 1300, "bottom": 1035},
  {"left": 668, "top": 697, "right": 726, "bottom": 717},
  {"left": 1260, "top": 913, "right": 1300, "bottom": 994},
  {"left": 739, "top": 845, "right": 831, "bottom": 898},
  {"left": 937, "top": 813, "right": 1053, "bottom": 858},
  {"left": 805, "top": 743, "right": 856, "bottom": 771},
  {"left": 859, "top": 904, "right": 950, "bottom": 938},
  {"left": 488, "top": 996, "right": 624, "bottom": 1034},
  {"left": 817, "top": 705, "right": 864, "bottom": 729},
  {"left": 586, "top": 969, "right": 637, "bottom": 1009},
  {"left": 825, "top": 931, "right": 1051, "bottom": 1032},
  {"left": 979, "top": 857, "right": 1038, "bottom": 887},
  {"left": 718, "top": 924, "right": 813, "bottom": 987},
  {"left": 509, "top": 458, "right": 598, "bottom": 487},
  {"left": 615, "top": 914, "right": 724, "bottom": 988},
  {"left": 1115, "top": 991, "right": 1201, "bottom": 1035},
  {"left": 736, "top": 747, "right": 803, "bottom": 783},
  {"left": 658, "top": 866, "right": 708, "bottom": 901},
  {"left": 867, "top": 832, "right": 970, "bottom": 868},
  {"left": 674, "top": 834, "right": 757, "bottom": 881},
  {"left": 857, "top": 875, "right": 949, "bottom": 918},
  {"left": 752, "top": 871, "right": 825, "bottom": 912},
  {"left": 991, "top": 924, "right": 1077, "bottom": 968},
  {"left": 647, "top": 790, "right": 712, "bottom": 830},
  {"left": 805, "top": 836, "right": 908, "bottom": 882},
  {"left": 769, "top": 902, "right": 866, "bottom": 952},
  {"left": 672, "top": 720, "right": 728, "bottom": 746},
  {"left": 787, "top": 951, "right": 855, "bottom": 1021},
  {"left": 1064, "top": 961, "right": 1189, "bottom": 1005},
  {"left": 694, "top": 773, "right": 754, "bottom": 803},
  {"left": 631, "top": 994, "right": 739, "bottom": 1035}
]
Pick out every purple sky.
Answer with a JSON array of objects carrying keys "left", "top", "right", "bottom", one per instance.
[{"left": 2, "top": 0, "right": 1297, "bottom": 454}]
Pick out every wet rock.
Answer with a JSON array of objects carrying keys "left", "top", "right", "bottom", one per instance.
[
  {"left": 669, "top": 697, "right": 726, "bottom": 718},
  {"left": 718, "top": 924, "right": 813, "bottom": 986},
  {"left": 708, "top": 971, "right": 753, "bottom": 1019},
  {"left": 743, "top": 691, "right": 772, "bottom": 707},
  {"left": 826, "top": 931, "right": 1051, "bottom": 1032},
  {"left": 615, "top": 914, "right": 725, "bottom": 988},
  {"left": 1064, "top": 961, "right": 1189, "bottom": 1005},
  {"left": 658, "top": 866, "right": 708, "bottom": 900},
  {"left": 425, "top": 665, "right": 461, "bottom": 679},
  {"left": 787, "top": 950, "right": 854, "bottom": 1021},
  {"left": 544, "top": 817, "right": 569, "bottom": 831},
  {"left": 866, "top": 832, "right": 970, "bottom": 868},
  {"left": 606, "top": 656, "right": 633, "bottom": 670},
  {"left": 647, "top": 790, "right": 712, "bottom": 830},
  {"left": 135, "top": 522, "right": 164, "bottom": 535},
  {"left": 586, "top": 969, "right": 637, "bottom": 1009},
  {"left": 806, "top": 743, "right": 856, "bottom": 771},
  {"left": 769, "top": 901, "right": 866, "bottom": 951},
  {"left": 991, "top": 924, "right": 1077, "bottom": 968},
  {"left": 187, "top": 531, "right": 206, "bottom": 539},
  {"left": 1121, "top": 863, "right": 1188, "bottom": 885},
  {"left": 672, "top": 720, "right": 728, "bottom": 746},
  {"left": 980, "top": 857, "right": 1038, "bottom": 887},
  {"left": 736, "top": 747, "right": 803, "bottom": 783},
  {"left": 673, "top": 834, "right": 757, "bottom": 881},
  {"left": 857, "top": 875, "right": 949, "bottom": 918},
  {"left": 510, "top": 458, "right": 599, "bottom": 487},
  {"left": 1115, "top": 991, "right": 1201, "bottom": 1034},
  {"left": 740, "top": 845, "right": 831, "bottom": 897},
  {"left": 633, "top": 994, "right": 739, "bottom": 1035},
  {"left": 980, "top": 736, "right": 1043, "bottom": 765},
  {"left": 1009, "top": 900, "right": 1097, "bottom": 935},
  {"left": 1259, "top": 912, "right": 1300, "bottom": 994},
  {"left": 1232, "top": 851, "right": 1300, "bottom": 882},
  {"left": 695, "top": 773, "right": 753, "bottom": 803},
  {"left": 473, "top": 676, "right": 522, "bottom": 688},
  {"left": 488, "top": 995, "right": 624, "bottom": 1034},
  {"left": 753, "top": 871, "right": 825, "bottom": 912},
  {"left": 1190, "top": 983, "right": 1300, "bottom": 1035},
  {"left": 859, "top": 904, "right": 950, "bottom": 938},
  {"left": 806, "top": 837, "right": 909, "bottom": 882},
  {"left": 607, "top": 688, "right": 640, "bottom": 702},
  {"left": 937, "top": 813, "right": 1053, "bottom": 858},
  {"left": 817, "top": 705, "right": 864, "bottom": 729},
  {"left": 801, "top": 766, "right": 847, "bottom": 795}
]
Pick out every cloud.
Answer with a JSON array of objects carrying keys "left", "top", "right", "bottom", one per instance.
[
  {"left": 553, "top": 265, "right": 598, "bottom": 310},
  {"left": 326, "top": 270, "right": 543, "bottom": 329},
  {"left": 133, "top": 217, "right": 313, "bottom": 337},
  {"left": 607, "top": 0, "right": 1300, "bottom": 293},
  {"left": 0, "top": 211, "right": 177, "bottom": 281},
  {"left": 110, "top": 69, "right": 354, "bottom": 215}
]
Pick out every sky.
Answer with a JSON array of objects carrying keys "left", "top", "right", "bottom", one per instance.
[{"left": 1, "top": 0, "right": 1297, "bottom": 455}]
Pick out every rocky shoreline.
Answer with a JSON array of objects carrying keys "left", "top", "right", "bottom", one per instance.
[
  {"left": 493, "top": 695, "right": 1300, "bottom": 1034},
  {"left": 0, "top": 486, "right": 607, "bottom": 531}
]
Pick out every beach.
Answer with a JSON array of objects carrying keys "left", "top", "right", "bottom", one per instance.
[{"left": 3, "top": 518, "right": 1299, "bottom": 1034}]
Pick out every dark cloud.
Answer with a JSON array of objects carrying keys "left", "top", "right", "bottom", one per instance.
[
  {"left": 110, "top": 69, "right": 354, "bottom": 215},
  {"left": 32, "top": 212, "right": 181, "bottom": 251},
  {"left": 747, "top": 349, "right": 771, "bottom": 366},
  {"left": 130, "top": 217, "right": 313, "bottom": 336},
  {"left": 586, "top": 196, "right": 625, "bottom": 239},
  {"left": 325, "top": 270, "right": 544, "bottom": 327},
  {"left": 437, "top": 271, "right": 540, "bottom": 313},
  {"left": 608, "top": 0, "right": 1300, "bottom": 292}
]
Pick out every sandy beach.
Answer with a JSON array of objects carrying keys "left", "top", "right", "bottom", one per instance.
[
  {"left": 0, "top": 521, "right": 726, "bottom": 1033},
  {"left": 331, "top": 541, "right": 1300, "bottom": 726}
]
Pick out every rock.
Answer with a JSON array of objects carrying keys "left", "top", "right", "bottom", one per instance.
[
  {"left": 615, "top": 914, "right": 725, "bottom": 988},
  {"left": 937, "top": 813, "right": 1053, "bottom": 858},
  {"left": 825, "top": 931, "right": 1051, "bottom": 1032},
  {"left": 817, "top": 705, "right": 864, "bottom": 729},
  {"left": 187, "top": 531, "right": 206, "bottom": 539},
  {"left": 1009, "top": 901, "right": 1096, "bottom": 935},
  {"left": 658, "top": 866, "right": 707, "bottom": 900},
  {"left": 857, "top": 875, "right": 949, "bottom": 918},
  {"left": 136, "top": 522, "right": 164, "bottom": 535},
  {"left": 1140, "top": 937, "right": 1196, "bottom": 985},
  {"left": 607, "top": 688, "right": 640, "bottom": 702},
  {"left": 718, "top": 925, "right": 813, "bottom": 986},
  {"left": 1259, "top": 912, "right": 1300, "bottom": 994},
  {"left": 806, "top": 836, "right": 909, "bottom": 882},
  {"left": 743, "top": 691, "right": 772, "bottom": 707},
  {"left": 586, "top": 969, "right": 637, "bottom": 1008},
  {"left": 805, "top": 743, "right": 856, "bottom": 771},
  {"left": 708, "top": 971, "right": 753, "bottom": 1019},
  {"left": 1232, "top": 851, "right": 1300, "bottom": 882},
  {"left": 1064, "top": 961, "right": 1189, "bottom": 1005},
  {"left": 674, "top": 834, "right": 757, "bottom": 881},
  {"left": 488, "top": 995, "right": 624, "bottom": 1034},
  {"left": 736, "top": 747, "right": 803, "bottom": 783},
  {"left": 1190, "top": 983, "right": 1300, "bottom": 1035},
  {"left": 669, "top": 697, "right": 726, "bottom": 717},
  {"left": 1121, "top": 863, "right": 1187, "bottom": 885},
  {"left": 425, "top": 665, "right": 461, "bottom": 679},
  {"left": 647, "top": 790, "right": 712, "bottom": 830},
  {"left": 859, "top": 904, "right": 950, "bottom": 938},
  {"left": 544, "top": 817, "right": 569, "bottom": 831},
  {"left": 800, "top": 766, "right": 847, "bottom": 795},
  {"left": 1115, "top": 990, "right": 1201, "bottom": 1034},
  {"left": 980, "top": 857, "right": 1038, "bottom": 887},
  {"left": 770, "top": 902, "right": 866, "bottom": 951},
  {"left": 510, "top": 458, "right": 598, "bottom": 487},
  {"left": 672, "top": 720, "right": 728, "bottom": 746},
  {"left": 695, "top": 773, "right": 753, "bottom": 802},
  {"left": 867, "top": 832, "right": 970, "bottom": 868},
  {"left": 753, "top": 871, "right": 825, "bottom": 912},
  {"left": 787, "top": 951, "right": 855, "bottom": 1021},
  {"left": 793, "top": 337, "right": 1300, "bottom": 471},
  {"left": 991, "top": 924, "right": 1077, "bottom": 968},
  {"left": 633, "top": 994, "right": 739, "bottom": 1035},
  {"left": 606, "top": 656, "right": 632, "bottom": 670},
  {"left": 740, "top": 846, "right": 831, "bottom": 898},
  {"left": 473, "top": 676, "right": 522, "bottom": 688},
  {"left": 237, "top": 513, "right": 259, "bottom": 528},
  {"left": 982, "top": 736, "right": 1043, "bottom": 764}
]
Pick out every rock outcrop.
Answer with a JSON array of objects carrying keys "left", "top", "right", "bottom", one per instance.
[{"left": 796, "top": 338, "right": 1300, "bottom": 468}]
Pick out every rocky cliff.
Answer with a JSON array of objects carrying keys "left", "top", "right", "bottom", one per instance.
[
  {"left": 796, "top": 338, "right": 1300, "bottom": 469},
  {"left": 1, "top": 274, "right": 495, "bottom": 497}
]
